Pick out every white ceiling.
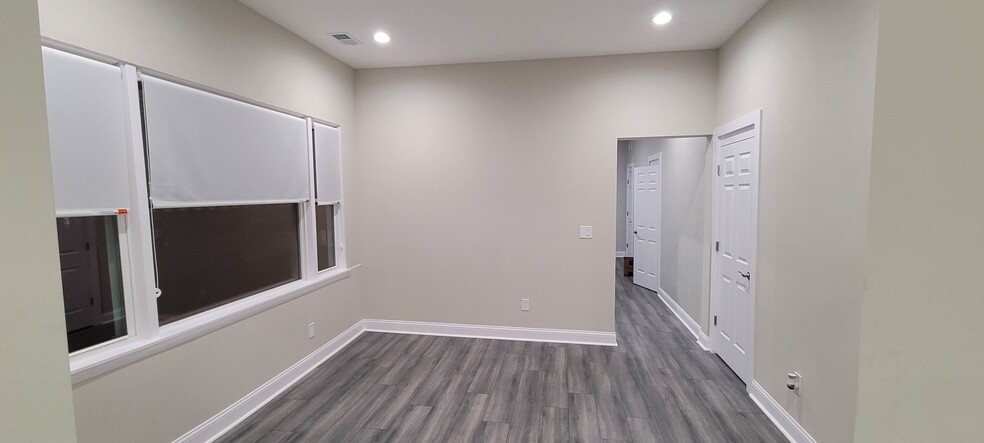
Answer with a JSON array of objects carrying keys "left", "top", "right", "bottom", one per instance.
[{"left": 239, "top": 0, "right": 768, "bottom": 69}]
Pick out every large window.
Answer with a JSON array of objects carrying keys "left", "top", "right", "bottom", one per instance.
[
  {"left": 142, "top": 73, "right": 311, "bottom": 326},
  {"left": 42, "top": 46, "right": 347, "bottom": 364},
  {"left": 153, "top": 204, "right": 301, "bottom": 324}
]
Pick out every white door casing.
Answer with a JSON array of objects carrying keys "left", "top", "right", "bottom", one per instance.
[
  {"left": 633, "top": 159, "right": 661, "bottom": 292},
  {"left": 710, "top": 110, "right": 761, "bottom": 385},
  {"left": 626, "top": 163, "right": 634, "bottom": 257}
]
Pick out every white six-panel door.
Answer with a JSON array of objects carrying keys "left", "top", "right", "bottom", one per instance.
[
  {"left": 711, "top": 110, "right": 761, "bottom": 385},
  {"left": 633, "top": 162, "right": 660, "bottom": 292}
]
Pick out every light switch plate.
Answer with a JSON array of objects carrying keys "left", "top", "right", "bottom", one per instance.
[{"left": 579, "top": 226, "right": 593, "bottom": 239}]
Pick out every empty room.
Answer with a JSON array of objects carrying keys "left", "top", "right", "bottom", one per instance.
[{"left": 1, "top": 0, "right": 981, "bottom": 442}]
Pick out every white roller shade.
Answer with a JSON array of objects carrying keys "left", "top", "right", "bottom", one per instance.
[
  {"left": 141, "top": 75, "right": 309, "bottom": 208},
  {"left": 313, "top": 122, "right": 342, "bottom": 205},
  {"left": 41, "top": 47, "right": 130, "bottom": 216}
]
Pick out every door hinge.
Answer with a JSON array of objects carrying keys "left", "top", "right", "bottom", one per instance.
[
  {"left": 717, "top": 165, "right": 721, "bottom": 176},
  {"left": 90, "top": 298, "right": 94, "bottom": 306},
  {"left": 85, "top": 242, "right": 91, "bottom": 251},
  {"left": 715, "top": 241, "right": 719, "bottom": 252},
  {"left": 713, "top": 315, "right": 717, "bottom": 326}
]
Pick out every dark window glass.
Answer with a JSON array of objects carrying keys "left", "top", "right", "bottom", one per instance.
[
  {"left": 153, "top": 204, "right": 300, "bottom": 325},
  {"left": 56, "top": 216, "right": 127, "bottom": 353},
  {"left": 316, "top": 204, "right": 337, "bottom": 271}
]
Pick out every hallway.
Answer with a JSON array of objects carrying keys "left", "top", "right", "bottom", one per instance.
[
  {"left": 218, "top": 261, "right": 785, "bottom": 442},
  {"left": 612, "top": 259, "right": 784, "bottom": 441}
]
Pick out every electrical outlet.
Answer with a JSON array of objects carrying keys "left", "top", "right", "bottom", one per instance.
[
  {"left": 521, "top": 298, "right": 530, "bottom": 311},
  {"left": 308, "top": 322, "right": 316, "bottom": 339},
  {"left": 787, "top": 372, "right": 802, "bottom": 393}
]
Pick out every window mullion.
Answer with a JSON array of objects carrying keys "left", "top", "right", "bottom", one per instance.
[
  {"left": 335, "top": 128, "right": 348, "bottom": 269},
  {"left": 302, "top": 117, "right": 319, "bottom": 278},
  {"left": 121, "top": 64, "right": 160, "bottom": 339}
]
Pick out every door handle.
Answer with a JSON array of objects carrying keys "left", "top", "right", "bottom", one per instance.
[{"left": 739, "top": 271, "right": 751, "bottom": 280}]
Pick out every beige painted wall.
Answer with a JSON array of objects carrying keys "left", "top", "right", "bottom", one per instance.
[
  {"left": 626, "top": 137, "right": 712, "bottom": 333},
  {"left": 37, "top": 1, "right": 364, "bottom": 441},
  {"left": 0, "top": 1, "right": 78, "bottom": 441},
  {"left": 855, "top": 1, "right": 984, "bottom": 440},
  {"left": 356, "top": 51, "right": 718, "bottom": 332},
  {"left": 717, "top": 0, "right": 878, "bottom": 441}
]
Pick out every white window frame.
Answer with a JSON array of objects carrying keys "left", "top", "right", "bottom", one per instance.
[
  {"left": 48, "top": 43, "right": 354, "bottom": 384},
  {"left": 307, "top": 117, "right": 347, "bottom": 275},
  {"left": 62, "top": 64, "right": 153, "bottom": 359}
]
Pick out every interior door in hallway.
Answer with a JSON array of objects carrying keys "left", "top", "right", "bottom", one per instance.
[
  {"left": 633, "top": 162, "right": 660, "bottom": 292},
  {"left": 711, "top": 110, "right": 761, "bottom": 385}
]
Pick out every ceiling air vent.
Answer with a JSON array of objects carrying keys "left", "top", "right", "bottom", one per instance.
[{"left": 330, "top": 32, "right": 362, "bottom": 46}]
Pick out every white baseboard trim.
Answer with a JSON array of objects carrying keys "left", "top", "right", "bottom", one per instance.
[
  {"left": 656, "top": 287, "right": 710, "bottom": 351},
  {"left": 747, "top": 381, "right": 815, "bottom": 443},
  {"left": 615, "top": 250, "right": 626, "bottom": 258},
  {"left": 174, "top": 321, "right": 365, "bottom": 443},
  {"left": 362, "top": 319, "right": 617, "bottom": 346}
]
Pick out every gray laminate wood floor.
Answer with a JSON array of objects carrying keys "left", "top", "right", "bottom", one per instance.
[{"left": 217, "top": 260, "right": 786, "bottom": 442}]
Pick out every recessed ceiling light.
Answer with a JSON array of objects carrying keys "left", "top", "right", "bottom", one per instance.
[
  {"left": 373, "top": 31, "right": 391, "bottom": 44},
  {"left": 652, "top": 12, "right": 673, "bottom": 25}
]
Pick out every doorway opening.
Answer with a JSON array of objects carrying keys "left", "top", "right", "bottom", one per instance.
[
  {"left": 614, "top": 111, "right": 762, "bottom": 387},
  {"left": 616, "top": 135, "right": 714, "bottom": 345}
]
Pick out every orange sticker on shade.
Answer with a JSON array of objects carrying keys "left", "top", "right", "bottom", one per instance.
[{"left": 117, "top": 208, "right": 129, "bottom": 214}]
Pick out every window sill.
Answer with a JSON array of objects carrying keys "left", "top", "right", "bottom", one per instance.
[{"left": 69, "top": 265, "right": 357, "bottom": 385}]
